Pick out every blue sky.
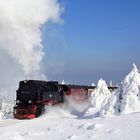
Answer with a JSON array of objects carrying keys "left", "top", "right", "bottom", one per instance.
[{"left": 42, "top": 0, "right": 140, "bottom": 85}]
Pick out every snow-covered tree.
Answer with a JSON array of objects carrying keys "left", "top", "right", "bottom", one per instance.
[
  {"left": 0, "top": 88, "right": 15, "bottom": 119},
  {"left": 83, "top": 79, "right": 112, "bottom": 118},
  {"left": 61, "top": 80, "right": 65, "bottom": 85},
  {"left": 89, "top": 79, "right": 112, "bottom": 109},
  {"left": 109, "top": 81, "right": 113, "bottom": 87},
  {"left": 91, "top": 82, "right": 95, "bottom": 86},
  {"left": 101, "top": 64, "right": 140, "bottom": 116},
  {"left": 100, "top": 89, "right": 121, "bottom": 116},
  {"left": 120, "top": 64, "right": 140, "bottom": 114}
]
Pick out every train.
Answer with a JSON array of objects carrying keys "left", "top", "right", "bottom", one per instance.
[{"left": 13, "top": 80, "right": 118, "bottom": 119}]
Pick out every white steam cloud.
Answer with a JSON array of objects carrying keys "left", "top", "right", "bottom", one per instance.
[{"left": 0, "top": 0, "right": 61, "bottom": 76}]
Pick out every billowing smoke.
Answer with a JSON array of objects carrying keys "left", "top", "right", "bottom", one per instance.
[
  {"left": 0, "top": 0, "right": 61, "bottom": 77},
  {"left": 0, "top": 0, "right": 62, "bottom": 114}
]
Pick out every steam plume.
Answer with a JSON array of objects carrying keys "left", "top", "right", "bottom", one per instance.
[{"left": 0, "top": 0, "right": 61, "bottom": 77}]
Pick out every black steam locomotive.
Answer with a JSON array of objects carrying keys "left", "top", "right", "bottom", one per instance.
[{"left": 13, "top": 80, "right": 117, "bottom": 119}]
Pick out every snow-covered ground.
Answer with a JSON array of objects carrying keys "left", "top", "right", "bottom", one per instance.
[{"left": 1, "top": 109, "right": 140, "bottom": 140}]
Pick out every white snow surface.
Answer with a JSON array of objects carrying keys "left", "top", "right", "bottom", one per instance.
[{"left": 1, "top": 108, "right": 140, "bottom": 140}]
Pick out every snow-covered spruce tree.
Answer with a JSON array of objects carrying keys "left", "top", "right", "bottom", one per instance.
[
  {"left": 101, "top": 64, "right": 140, "bottom": 116},
  {"left": 61, "top": 80, "right": 65, "bottom": 85},
  {"left": 90, "top": 79, "right": 112, "bottom": 109},
  {"left": 100, "top": 88, "right": 121, "bottom": 116},
  {"left": 120, "top": 64, "right": 140, "bottom": 114},
  {"left": 0, "top": 88, "right": 15, "bottom": 119},
  {"left": 84, "top": 79, "right": 112, "bottom": 117}
]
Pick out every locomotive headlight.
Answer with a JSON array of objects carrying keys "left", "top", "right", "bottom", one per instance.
[
  {"left": 24, "top": 80, "right": 27, "bottom": 83},
  {"left": 29, "top": 100, "right": 32, "bottom": 103},
  {"left": 16, "top": 100, "right": 20, "bottom": 104}
]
